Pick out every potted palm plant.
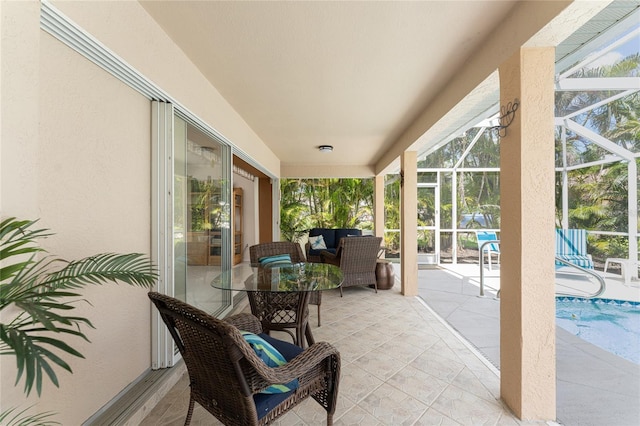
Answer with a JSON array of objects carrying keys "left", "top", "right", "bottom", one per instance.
[{"left": 0, "top": 217, "right": 157, "bottom": 424}]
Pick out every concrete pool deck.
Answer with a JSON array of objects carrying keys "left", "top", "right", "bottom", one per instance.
[{"left": 414, "top": 263, "right": 640, "bottom": 426}]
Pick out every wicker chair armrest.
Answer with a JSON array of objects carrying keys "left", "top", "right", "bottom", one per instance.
[
  {"left": 280, "top": 341, "right": 339, "bottom": 373},
  {"left": 255, "top": 341, "right": 340, "bottom": 386},
  {"left": 224, "top": 313, "right": 263, "bottom": 334},
  {"left": 320, "top": 250, "right": 339, "bottom": 266}
]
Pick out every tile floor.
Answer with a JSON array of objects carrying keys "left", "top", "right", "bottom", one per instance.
[{"left": 141, "top": 280, "right": 554, "bottom": 425}]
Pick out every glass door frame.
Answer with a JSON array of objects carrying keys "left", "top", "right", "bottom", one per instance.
[
  {"left": 151, "top": 101, "right": 234, "bottom": 369},
  {"left": 417, "top": 177, "right": 440, "bottom": 264}
]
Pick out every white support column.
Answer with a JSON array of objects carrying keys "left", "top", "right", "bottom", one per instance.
[
  {"left": 561, "top": 126, "right": 569, "bottom": 229},
  {"left": 628, "top": 159, "right": 638, "bottom": 280},
  {"left": 452, "top": 171, "right": 458, "bottom": 264},
  {"left": 374, "top": 174, "right": 385, "bottom": 239}
]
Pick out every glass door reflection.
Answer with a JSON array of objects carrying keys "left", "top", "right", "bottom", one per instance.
[{"left": 174, "top": 116, "right": 231, "bottom": 316}]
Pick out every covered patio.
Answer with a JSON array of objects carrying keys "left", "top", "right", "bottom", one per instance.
[
  {"left": 140, "top": 277, "right": 523, "bottom": 426},
  {"left": 140, "top": 262, "right": 639, "bottom": 425},
  {"left": 3, "top": 1, "right": 639, "bottom": 424}
]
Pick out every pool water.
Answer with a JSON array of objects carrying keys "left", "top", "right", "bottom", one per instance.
[{"left": 556, "top": 297, "right": 640, "bottom": 364}]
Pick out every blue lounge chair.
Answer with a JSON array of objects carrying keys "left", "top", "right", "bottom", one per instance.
[{"left": 555, "top": 228, "right": 594, "bottom": 269}]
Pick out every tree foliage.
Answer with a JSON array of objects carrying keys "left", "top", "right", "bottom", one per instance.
[
  {"left": 555, "top": 52, "right": 640, "bottom": 259},
  {"left": 279, "top": 178, "right": 374, "bottom": 242}
]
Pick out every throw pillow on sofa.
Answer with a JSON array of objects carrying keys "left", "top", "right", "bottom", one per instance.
[{"left": 308, "top": 235, "right": 327, "bottom": 250}]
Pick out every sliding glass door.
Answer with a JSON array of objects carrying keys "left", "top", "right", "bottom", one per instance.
[
  {"left": 152, "top": 103, "right": 233, "bottom": 368},
  {"left": 174, "top": 115, "right": 232, "bottom": 316}
]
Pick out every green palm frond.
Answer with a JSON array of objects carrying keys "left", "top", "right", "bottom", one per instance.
[
  {"left": 0, "top": 218, "right": 50, "bottom": 282},
  {"left": 0, "top": 406, "right": 60, "bottom": 426},
  {"left": 42, "top": 253, "right": 157, "bottom": 289},
  {"left": 0, "top": 217, "right": 157, "bottom": 397}
]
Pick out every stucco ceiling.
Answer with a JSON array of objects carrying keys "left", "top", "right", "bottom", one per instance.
[{"left": 138, "top": 1, "right": 620, "bottom": 176}]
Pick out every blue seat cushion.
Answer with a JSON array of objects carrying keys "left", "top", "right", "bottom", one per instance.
[
  {"left": 254, "top": 391, "right": 292, "bottom": 420},
  {"left": 308, "top": 247, "right": 336, "bottom": 258},
  {"left": 308, "top": 228, "right": 362, "bottom": 259},
  {"left": 258, "top": 333, "right": 303, "bottom": 362},
  {"left": 252, "top": 333, "right": 304, "bottom": 419}
]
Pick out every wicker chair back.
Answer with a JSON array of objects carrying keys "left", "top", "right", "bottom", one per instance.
[
  {"left": 248, "top": 241, "right": 322, "bottom": 336},
  {"left": 148, "top": 292, "right": 340, "bottom": 425},
  {"left": 321, "top": 236, "right": 382, "bottom": 295}
]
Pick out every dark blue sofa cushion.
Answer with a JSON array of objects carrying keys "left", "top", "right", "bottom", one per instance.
[
  {"left": 335, "top": 228, "right": 362, "bottom": 244},
  {"left": 308, "top": 247, "right": 336, "bottom": 258},
  {"left": 307, "top": 228, "right": 363, "bottom": 259}
]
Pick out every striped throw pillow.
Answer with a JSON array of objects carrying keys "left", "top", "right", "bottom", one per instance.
[
  {"left": 241, "top": 331, "right": 299, "bottom": 394},
  {"left": 258, "top": 254, "right": 292, "bottom": 267}
]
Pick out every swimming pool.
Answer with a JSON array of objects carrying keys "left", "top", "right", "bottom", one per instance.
[{"left": 556, "top": 297, "right": 640, "bottom": 364}]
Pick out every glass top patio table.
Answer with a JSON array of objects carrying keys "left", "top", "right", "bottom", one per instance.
[
  {"left": 212, "top": 262, "right": 343, "bottom": 348},
  {"left": 211, "top": 262, "right": 343, "bottom": 293}
]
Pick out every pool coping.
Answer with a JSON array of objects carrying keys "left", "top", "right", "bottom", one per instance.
[{"left": 418, "top": 267, "right": 640, "bottom": 426}]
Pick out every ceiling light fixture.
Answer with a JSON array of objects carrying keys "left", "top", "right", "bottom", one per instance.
[{"left": 318, "top": 145, "right": 333, "bottom": 153}]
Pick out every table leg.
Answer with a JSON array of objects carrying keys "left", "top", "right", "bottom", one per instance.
[{"left": 296, "top": 292, "right": 312, "bottom": 348}]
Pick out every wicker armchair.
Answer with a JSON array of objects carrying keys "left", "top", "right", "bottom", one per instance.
[
  {"left": 148, "top": 292, "right": 341, "bottom": 426},
  {"left": 249, "top": 241, "right": 306, "bottom": 266},
  {"left": 320, "top": 236, "right": 382, "bottom": 296},
  {"left": 249, "top": 242, "right": 323, "bottom": 327}
]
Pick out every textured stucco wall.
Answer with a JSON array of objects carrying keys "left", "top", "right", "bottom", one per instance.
[
  {"left": 1, "top": 17, "right": 149, "bottom": 426},
  {"left": 499, "top": 47, "right": 557, "bottom": 420},
  {"left": 38, "top": 30, "right": 153, "bottom": 421},
  {"left": 401, "top": 151, "right": 418, "bottom": 296},
  {"left": 0, "top": 0, "right": 43, "bottom": 415}
]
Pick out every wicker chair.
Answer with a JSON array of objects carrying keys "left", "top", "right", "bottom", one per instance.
[
  {"left": 249, "top": 241, "right": 306, "bottom": 266},
  {"left": 320, "top": 236, "right": 382, "bottom": 296},
  {"left": 249, "top": 242, "right": 323, "bottom": 327},
  {"left": 148, "top": 292, "right": 341, "bottom": 426}
]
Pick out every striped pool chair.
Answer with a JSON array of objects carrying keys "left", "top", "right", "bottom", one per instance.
[{"left": 555, "top": 228, "right": 594, "bottom": 269}]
